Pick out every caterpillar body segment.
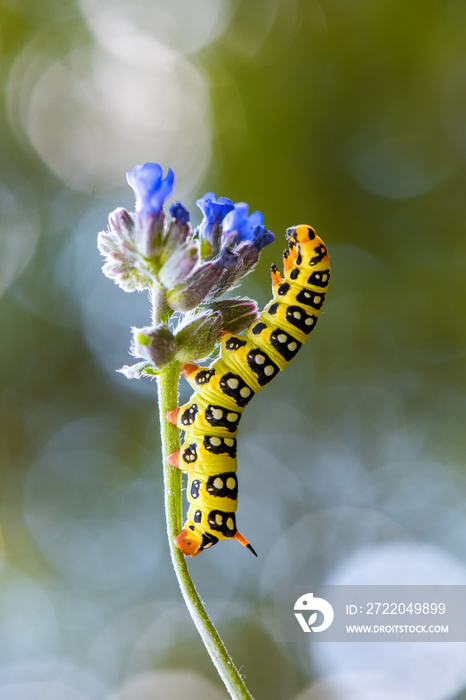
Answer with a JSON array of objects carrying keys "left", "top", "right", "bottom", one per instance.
[{"left": 168, "top": 225, "right": 330, "bottom": 557}]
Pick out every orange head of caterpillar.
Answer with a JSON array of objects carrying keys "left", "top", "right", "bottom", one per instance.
[{"left": 175, "top": 527, "right": 218, "bottom": 556}]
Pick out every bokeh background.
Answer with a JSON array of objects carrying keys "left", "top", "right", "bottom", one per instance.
[{"left": 1, "top": 0, "right": 466, "bottom": 698}]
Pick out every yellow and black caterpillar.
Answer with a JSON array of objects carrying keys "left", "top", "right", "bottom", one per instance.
[{"left": 167, "top": 224, "right": 330, "bottom": 556}]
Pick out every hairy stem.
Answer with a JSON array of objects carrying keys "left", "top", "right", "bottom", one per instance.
[{"left": 156, "top": 362, "right": 254, "bottom": 700}]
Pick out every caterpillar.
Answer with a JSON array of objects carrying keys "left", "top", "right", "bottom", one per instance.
[{"left": 166, "top": 224, "right": 330, "bottom": 556}]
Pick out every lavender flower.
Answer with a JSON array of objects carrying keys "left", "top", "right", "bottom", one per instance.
[
  {"left": 219, "top": 202, "right": 275, "bottom": 281},
  {"left": 126, "top": 163, "right": 175, "bottom": 258},
  {"left": 197, "top": 192, "right": 235, "bottom": 255},
  {"left": 98, "top": 163, "right": 275, "bottom": 377},
  {"left": 127, "top": 163, "right": 175, "bottom": 220},
  {"left": 223, "top": 202, "right": 275, "bottom": 251},
  {"left": 223, "top": 203, "right": 262, "bottom": 241}
]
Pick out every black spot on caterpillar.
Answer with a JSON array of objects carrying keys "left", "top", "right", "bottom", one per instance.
[
  {"left": 206, "top": 472, "right": 238, "bottom": 500},
  {"left": 252, "top": 322, "right": 267, "bottom": 335},
  {"left": 203, "top": 434, "right": 237, "bottom": 458},
  {"left": 204, "top": 404, "right": 240, "bottom": 432},
  {"left": 167, "top": 224, "right": 330, "bottom": 557}
]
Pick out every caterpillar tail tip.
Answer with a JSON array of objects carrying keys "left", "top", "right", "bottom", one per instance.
[
  {"left": 167, "top": 449, "right": 180, "bottom": 468},
  {"left": 166, "top": 407, "right": 180, "bottom": 425},
  {"left": 234, "top": 531, "right": 258, "bottom": 557},
  {"left": 181, "top": 363, "right": 199, "bottom": 380}
]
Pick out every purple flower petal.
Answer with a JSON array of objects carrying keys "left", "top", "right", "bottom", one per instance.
[
  {"left": 222, "top": 203, "right": 271, "bottom": 245},
  {"left": 126, "top": 163, "right": 175, "bottom": 219}
]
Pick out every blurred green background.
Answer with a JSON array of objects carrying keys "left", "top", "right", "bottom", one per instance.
[{"left": 1, "top": 1, "right": 466, "bottom": 699}]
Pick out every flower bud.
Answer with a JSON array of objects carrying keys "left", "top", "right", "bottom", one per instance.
[
  {"left": 168, "top": 262, "right": 224, "bottom": 312},
  {"left": 159, "top": 243, "right": 200, "bottom": 288},
  {"left": 163, "top": 212, "right": 192, "bottom": 260},
  {"left": 174, "top": 311, "right": 223, "bottom": 362},
  {"left": 201, "top": 247, "right": 242, "bottom": 299},
  {"left": 98, "top": 207, "right": 156, "bottom": 291},
  {"left": 206, "top": 297, "right": 259, "bottom": 334},
  {"left": 131, "top": 324, "right": 178, "bottom": 369},
  {"left": 234, "top": 242, "right": 260, "bottom": 278},
  {"left": 170, "top": 202, "right": 190, "bottom": 224},
  {"left": 101, "top": 255, "right": 153, "bottom": 292},
  {"left": 108, "top": 207, "right": 135, "bottom": 242},
  {"left": 97, "top": 230, "right": 118, "bottom": 258},
  {"left": 134, "top": 215, "right": 163, "bottom": 259},
  {"left": 98, "top": 208, "right": 134, "bottom": 258},
  {"left": 233, "top": 224, "right": 275, "bottom": 281}
]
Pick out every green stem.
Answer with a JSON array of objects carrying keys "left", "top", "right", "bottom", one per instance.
[{"left": 156, "top": 361, "right": 254, "bottom": 700}]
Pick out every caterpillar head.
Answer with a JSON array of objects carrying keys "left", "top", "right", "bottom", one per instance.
[
  {"left": 286, "top": 224, "right": 316, "bottom": 246},
  {"left": 175, "top": 528, "right": 218, "bottom": 557}
]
